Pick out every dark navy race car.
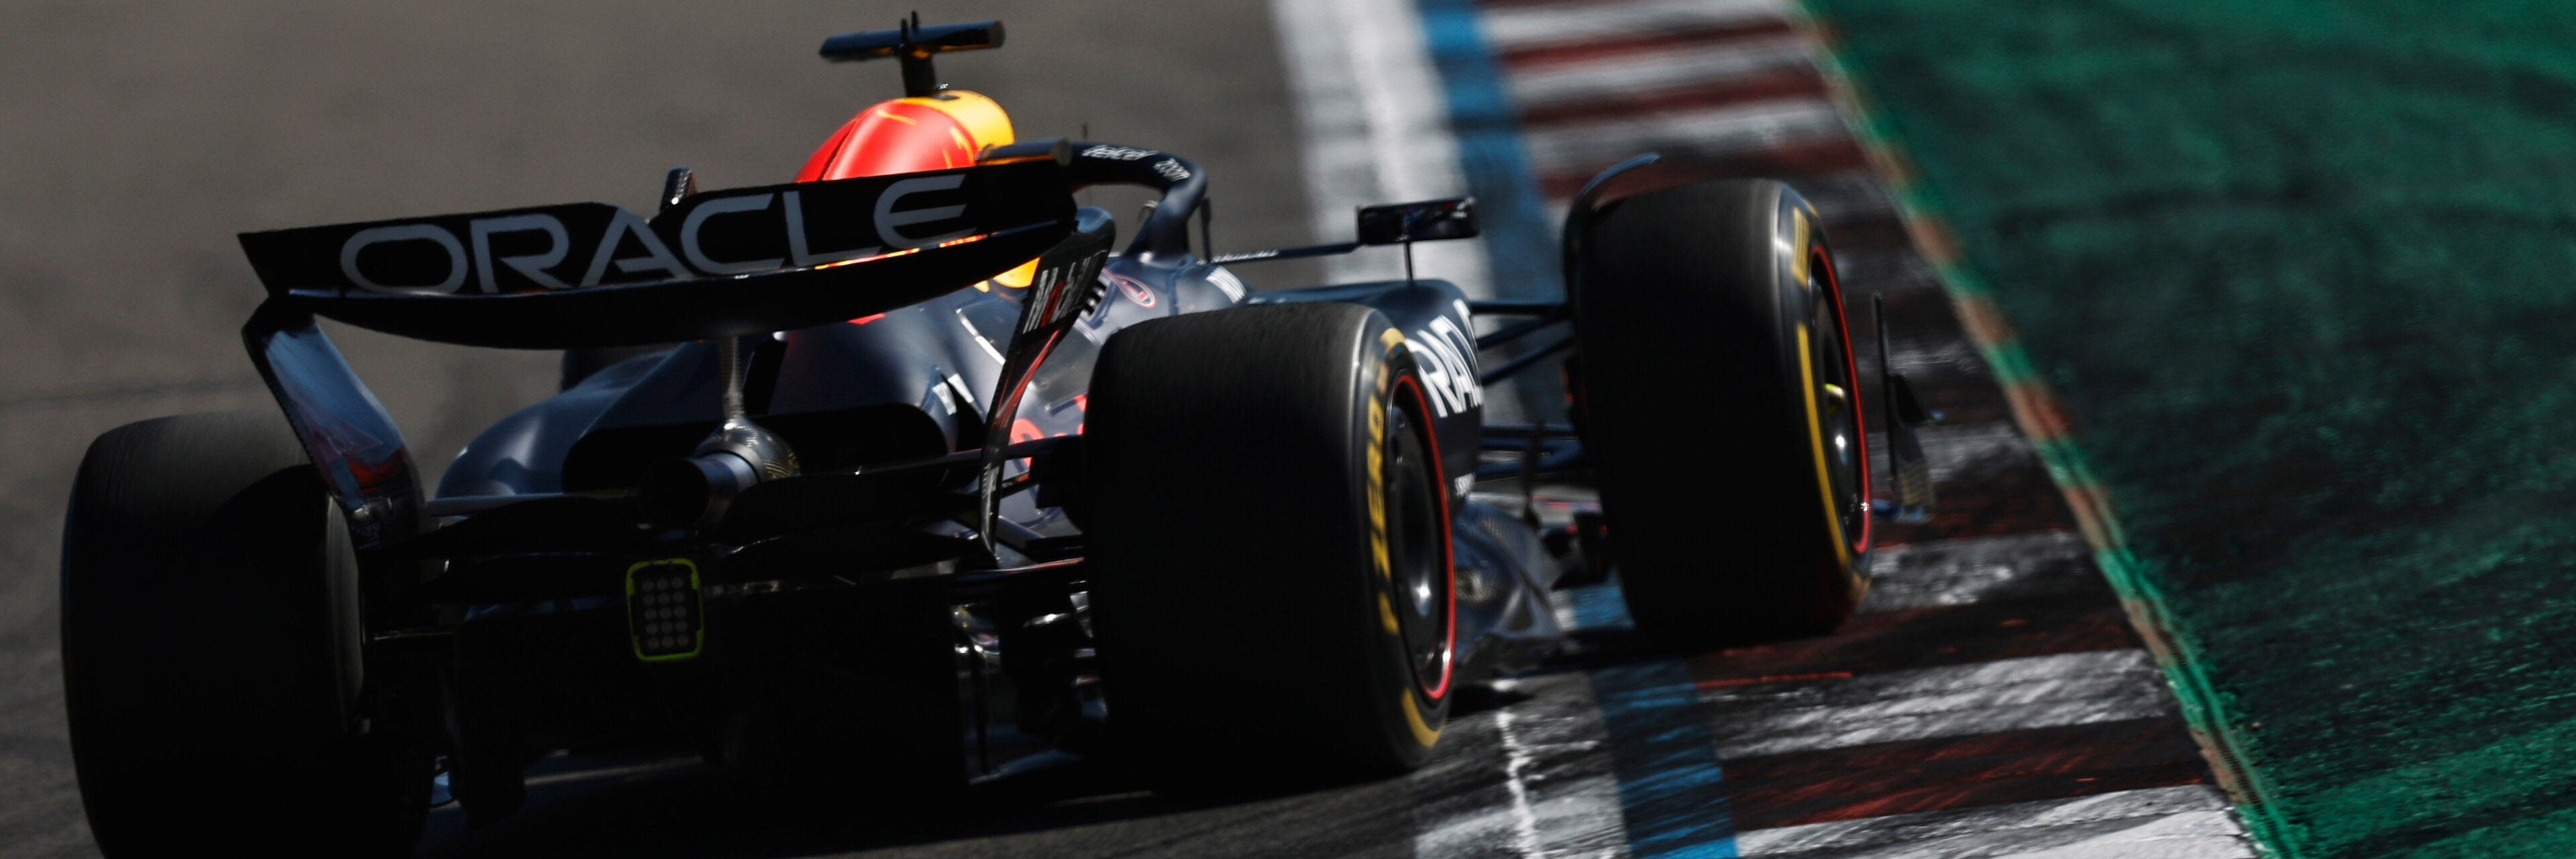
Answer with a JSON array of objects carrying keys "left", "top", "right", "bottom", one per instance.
[{"left": 58, "top": 18, "right": 1933, "bottom": 856}]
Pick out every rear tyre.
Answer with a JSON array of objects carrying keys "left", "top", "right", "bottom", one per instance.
[
  {"left": 1087, "top": 303, "right": 1456, "bottom": 783},
  {"left": 62, "top": 411, "right": 429, "bottom": 858},
  {"left": 1571, "top": 179, "right": 1871, "bottom": 651}
]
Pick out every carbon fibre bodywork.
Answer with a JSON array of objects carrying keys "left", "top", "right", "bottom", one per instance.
[
  {"left": 204, "top": 17, "right": 1575, "bottom": 814},
  {"left": 414, "top": 234, "right": 1558, "bottom": 785}
]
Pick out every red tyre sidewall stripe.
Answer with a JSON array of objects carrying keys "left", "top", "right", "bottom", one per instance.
[
  {"left": 1394, "top": 373, "right": 1458, "bottom": 702},
  {"left": 1814, "top": 244, "right": 1870, "bottom": 556}
]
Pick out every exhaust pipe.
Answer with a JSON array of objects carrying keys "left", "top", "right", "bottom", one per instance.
[{"left": 637, "top": 338, "right": 801, "bottom": 532}]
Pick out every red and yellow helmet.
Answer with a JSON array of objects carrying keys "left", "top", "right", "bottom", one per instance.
[
  {"left": 795, "top": 89, "right": 1014, "bottom": 179},
  {"left": 794, "top": 91, "right": 1038, "bottom": 289}
]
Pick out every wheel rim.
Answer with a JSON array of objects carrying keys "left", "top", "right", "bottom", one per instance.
[
  {"left": 1807, "top": 248, "right": 1870, "bottom": 554},
  {"left": 1383, "top": 387, "right": 1454, "bottom": 699}
]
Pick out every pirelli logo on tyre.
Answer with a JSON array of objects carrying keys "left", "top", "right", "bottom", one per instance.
[{"left": 1369, "top": 326, "right": 1404, "bottom": 635}]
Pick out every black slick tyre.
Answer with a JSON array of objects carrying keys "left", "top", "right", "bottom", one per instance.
[
  {"left": 1570, "top": 179, "right": 1872, "bottom": 650},
  {"left": 1085, "top": 303, "right": 1456, "bottom": 782},
  {"left": 62, "top": 411, "right": 429, "bottom": 858}
]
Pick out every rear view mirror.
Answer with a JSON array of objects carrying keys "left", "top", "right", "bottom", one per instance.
[{"left": 1357, "top": 197, "right": 1478, "bottom": 246}]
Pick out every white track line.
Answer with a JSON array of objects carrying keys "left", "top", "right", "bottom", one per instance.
[
  {"left": 1269, "top": 0, "right": 1493, "bottom": 297},
  {"left": 1519, "top": 97, "right": 1847, "bottom": 175},
  {"left": 1733, "top": 785, "right": 2257, "bottom": 858},
  {"left": 1525, "top": 96, "right": 1855, "bottom": 226},
  {"left": 1415, "top": 672, "right": 1632, "bottom": 859},
  {"left": 1506, "top": 38, "right": 1813, "bottom": 109},
  {"left": 1497, "top": 674, "right": 1632, "bottom": 859},
  {"left": 1497, "top": 706, "right": 1548, "bottom": 856},
  {"left": 1703, "top": 650, "right": 2174, "bottom": 759},
  {"left": 1861, "top": 530, "right": 2096, "bottom": 613},
  {"left": 1483, "top": 0, "right": 1789, "bottom": 53},
  {"left": 1410, "top": 705, "right": 1525, "bottom": 859},
  {"left": 1862, "top": 420, "right": 2040, "bottom": 487}
]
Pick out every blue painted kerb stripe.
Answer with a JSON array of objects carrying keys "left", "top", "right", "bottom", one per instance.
[
  {"left": 1415, "top": 0, "right": 1556, "bottom": 301},
  {"left": 1592, "top": 658, "right": 1743, "bottom": 857},
  {"left": 1593, "top": 660, "right": 1741, "bottom": 858},
  {"left": 1407, "top": 11, "right": 1735, "bottom": 851},
  {"left": 1569, "top": 584, "right": 1740, "bottom": 856}
]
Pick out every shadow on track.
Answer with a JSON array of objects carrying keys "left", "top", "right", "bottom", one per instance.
[
  {"left": 412, "top": 747, "right": 1422, "bottom": 859},
  {"left": 408, "top": 629, "right": 1674, "bottom": 859}
]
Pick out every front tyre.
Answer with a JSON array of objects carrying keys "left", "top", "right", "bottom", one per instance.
[
  {"left": 1572, "top": 179, "right": 1872, "bottom": 650},
  {"left": 1087, "top": 303, "right": 1456, "bottom": 782},
  {"left": 62, "top": 411, "right": 429, "bottom": 858}
]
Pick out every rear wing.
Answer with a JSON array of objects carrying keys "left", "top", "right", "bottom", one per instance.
[
  {"left": 237, "top": 159, "right": 1073, "bottom": 349},
  {"left": 235, "top": 158, "right": 1071, "bottom": 558}
]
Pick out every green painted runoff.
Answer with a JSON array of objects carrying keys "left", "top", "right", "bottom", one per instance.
[{"left": 1799, "top": 1, "right": 2576, "bottom": 856}]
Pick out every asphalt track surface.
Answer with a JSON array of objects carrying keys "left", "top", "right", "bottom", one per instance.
[
  {"left": 2, "top": 1, "right": 2257, "bottom": 857},
  {"left": 0, "top": 3, "right": 1316, "bottom": 855}
]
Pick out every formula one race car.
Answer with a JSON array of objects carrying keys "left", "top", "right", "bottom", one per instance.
[{"left": 58, "top": 17, "right": 1933, "bottom": 856}]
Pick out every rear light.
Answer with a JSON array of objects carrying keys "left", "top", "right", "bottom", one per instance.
[{"left": 627, "top": 559, "right": 704, "bottom": 661}]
